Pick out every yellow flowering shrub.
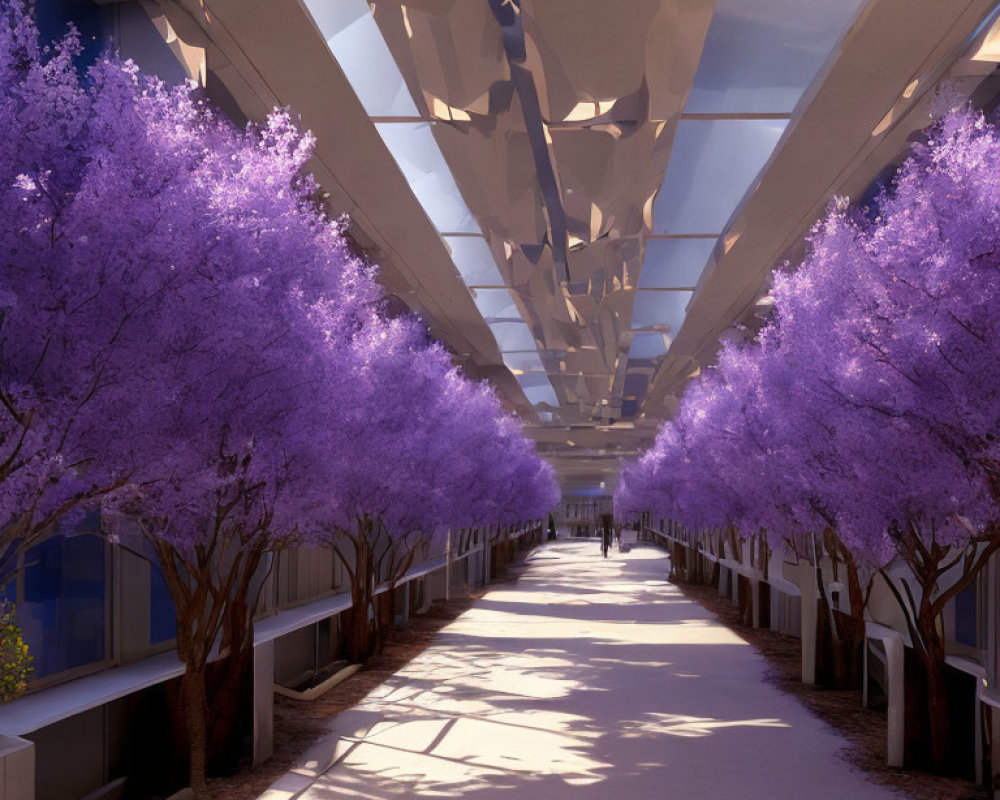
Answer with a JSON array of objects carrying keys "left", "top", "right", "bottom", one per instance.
[{"left": 0, "top": 601, "right": 32, "bottom": 702}]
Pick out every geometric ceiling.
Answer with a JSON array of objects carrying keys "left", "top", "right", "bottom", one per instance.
[
  {"left": 142, "top": 0, "right": 1000, "bottom": 493},
  {"left": 301, "top": 0, "right": 865, "bottom": 480}
]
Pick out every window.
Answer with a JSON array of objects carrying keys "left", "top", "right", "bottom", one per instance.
[
  {"left": 19, "top": 524, "right": 110, "bottom": 680},
  {"left": 149, "top": 560, "right": 177, "bottom": 645},
  {"left": 34, "top": 0, "right": 107, "bottom": 69},
  {"left": 953, "top": 580, "right": 983, "bottom": 650}
]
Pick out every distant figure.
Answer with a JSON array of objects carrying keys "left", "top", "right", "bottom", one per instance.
[
  {"left": 547, "top": 514, "right": 557, "bottom": 541},
  {"left": 600, "top": 513, "right": 613, "bottom": 558}
]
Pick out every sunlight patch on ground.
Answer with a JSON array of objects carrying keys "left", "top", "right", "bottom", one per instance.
[
  {"left": 270, "top": 541, "right": 898, "bottom": 800},
  {"left": 620, "top": 712, "right": 791, "bottom": 739},
  {"left": 446, "top": 612, "right": 751, "bottom": 646}
]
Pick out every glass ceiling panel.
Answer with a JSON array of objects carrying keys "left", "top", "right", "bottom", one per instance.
[
  {"left": 632, "top": 290, "right": 694, "bottom": 332},
  {"left": 375, "top": 122, "right": 481, "bottom": 234},
  {"left": 653, "top": 118, "right": 787, "bottom": 235},
  {"left": 685, "top": 0, "right": 866, "bottom": 114},
  {"left": 503, "top": 351, "right": 547, "bottom": 373},
  {"left": 521, "top": 382, "right": 559, "bottom": 407},
  {"left": 488, "top": 321, "right": 537, "bottom": 351},
  {"left": 305, "top": 0, "right": 556, "bottom": 398},
  {"left": 470, "top": 288, "right": 522, "bottom": 321},
  {"left": 628, "top": 332, "right": 669, "bottom": 360},
  {"left": 640, "top": 238, "right": 715, "bottom": 289},
  {"left": 516, "top": 371, "right": 559, "bottom": 407},
  {"left": 444, "top": 236, "right": 505, "bottom": 287},
  {"left": 516, "top": 372, "right": 553, "bottom": 389},
  {"left": 303, "top": 0, "right": 419, "bottom": 117}
]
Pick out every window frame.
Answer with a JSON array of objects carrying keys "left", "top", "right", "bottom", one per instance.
[{"left": 14, "top": 530, "right": 116, "bottom": 692}]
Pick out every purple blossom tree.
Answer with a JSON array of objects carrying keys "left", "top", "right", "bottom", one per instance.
[
  {"left": 311, "top": 309, "right": 557, "bottom": 660},
  {"left": 0, "top": 11, "right": 132, "bottom": 587},
  {"left": 2, "top": 6, "right": 558, "bottom": 792},
  {"left": 0, "top": 8, "right": 374, "bottom": 792},
  {"left": 620, "top": 106, "right": 1000, "bottom": 769},
  {"left": 764, "top": 109, "right": 1000, "bottom": 766}
]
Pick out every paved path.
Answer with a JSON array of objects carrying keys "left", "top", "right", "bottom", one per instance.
[{"left": 261, "top": 541, "right": 897, "bottom": 800}]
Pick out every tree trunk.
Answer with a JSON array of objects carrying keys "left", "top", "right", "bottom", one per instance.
[
  {"left": 343, "top": 597, "right": 371, "bottom": 662},
  {"left": 181, "top": 666, "right": 209, "bottom": 798},
  {"left": 834, "top": 551, "right": 867, "bottom": 689},
  {"left": 343, "top": 535, "right": 373, "bottom": 664},
  {"left": 917, "top": 608, "right": 951, "bottom": 771},
  {"left": 206, "top": 569, "right": 258, "bottom": 770},
  {"left": 384, "top": 585, "right": 396, "bottom": 633},
  {"left": 376, "top": 588, "right": 394, "bottom": 649},
  {"left": 206, "top": 643, "right": 252, "bottom": 770},
  {"left": 811, "top": 530, "right": 870, "bottom": 689}
]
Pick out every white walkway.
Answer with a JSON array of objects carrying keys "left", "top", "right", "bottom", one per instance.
[{"left": 261, "top": 541, "right": 897, "bottom": 800}]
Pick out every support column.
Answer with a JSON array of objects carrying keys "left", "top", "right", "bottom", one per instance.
[
  {"left": 444, "top": 529, "right": 451, "bottom": 602},
  {"left": 784, "top": 560, "right": 818, "bottom": 685},
  {"left": 253, "top": 640, "right": 275, "bottom": 766},
  {"left": 864, "top": 623, "right": 905, "bottom": 768},
  {"left": 0, "top": 734, "right": 34, "bottom": 800},
  {"left": 884, "top": 635, "right": 905, "bottom": 768},
  {"left": 991, "top": 705, "right": 1000, "bottom": 800}
]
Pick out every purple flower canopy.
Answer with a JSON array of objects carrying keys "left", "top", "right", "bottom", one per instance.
[
  {"left": 0, "top": 6, "right": 557, "bottom": 564},
  {"left": 617, "top": 107, "right": 1000, "bottom": 567}
]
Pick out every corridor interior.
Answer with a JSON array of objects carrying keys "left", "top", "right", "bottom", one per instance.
[{"left": 262, "top": 541, "right": 896, "bottom": 800}]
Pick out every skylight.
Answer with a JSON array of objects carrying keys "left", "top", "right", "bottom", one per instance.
[
  {"left": 470, "top": 288, "right": 521, "bottom": 321},
  {"left": 304, "top": 0, "right": 417, "bottom": 117},
  {"left": 502, "top": 351, "right": 547, "bottom": 373},
  {"left": 684, "top": 0, "right": 866, "bottom": 114},
  {"left": 631, "top": 290, "right": 694, "bottom": 332},
  {"left": 487, "top": 321, "right": 537, "bottom": 352},
  {"left": 444, "top": 236, "right": 506, "bottom": 287},
  {"left": 639, "top": 238, "right": 715, "bottom": 289},
  {"left": 628, "top": 332, "right": 670, "bottom": 360},
  {"left": 303, "top": 0, "right": 560, "bottom": 411},
  {"left": 652, "top": 118, "right": 787, "bottom": 235},
  {"left": 374, "top": 122, "right": 481, "bottom": 234}
]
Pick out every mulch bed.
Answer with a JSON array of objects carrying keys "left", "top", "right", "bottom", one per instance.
[
  {"left": 206, "top": 595, "right": 480, "bottom": 800},
  {"left": 676, "top": 580, "right": 988, "bottom": 800}
]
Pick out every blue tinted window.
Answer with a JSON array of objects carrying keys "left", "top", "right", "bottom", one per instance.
[
  {"left": 150, "top": 559, "right": 177, "bottom": 644},
  {"left": 34, "top": 0, "right": 107, "bottom": 70},
  {"left": 20, "top": 528, "right": 107, "bottom": 678},
  {"left": 954, "top": 583, "right": 978, "bottom": 648}
]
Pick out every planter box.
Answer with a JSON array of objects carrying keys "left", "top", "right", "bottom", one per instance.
[{"left": 274, "top": 663, "right": 362, "bottom": 702}]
